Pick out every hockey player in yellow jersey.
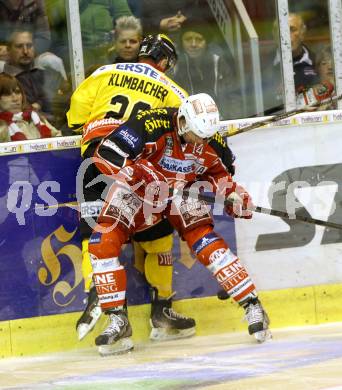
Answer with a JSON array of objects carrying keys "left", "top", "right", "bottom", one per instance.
[
  {"left": 67, "top": 34, "right": 187, "bottom": 151},
  {"left": 67, "top": 33, "right": 196, "bottom": 344}
]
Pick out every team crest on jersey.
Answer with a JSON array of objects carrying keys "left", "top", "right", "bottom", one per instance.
[{"left": 104, "top": 188, "right": 142, "bottom": 228}]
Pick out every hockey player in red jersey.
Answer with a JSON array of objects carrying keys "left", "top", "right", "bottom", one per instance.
[{"left": 85, "top": 93, "right": 271, "bottom": 356}]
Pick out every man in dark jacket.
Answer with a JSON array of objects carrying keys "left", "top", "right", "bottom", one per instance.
[
  {"left": 288, "top": 13, "right": 318, "bottom": 90},
  {"left": 3, "top": 29, "right": 50, "bottom": 114},
  {"left": 262, "top": 13, "right": 319, "bottom": 115}
]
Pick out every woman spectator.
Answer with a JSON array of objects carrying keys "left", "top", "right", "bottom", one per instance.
[
  {"left": 315, "top": 45, "right": 336, "bottom": 110},
  {"left": 107, "top": 15, "right": 143, "bottom": 63},
  {"left": 84, "top": 15, "right": 143, "bottom": 77},
  {"left": 0, "top": 73, "right": 61, "bottom": 142},
  {"left": 173, "top": 20, "right": 242, "bottom": 119},
  {"left": 316, "top": 45, "right": 334, "bottom": 86}
]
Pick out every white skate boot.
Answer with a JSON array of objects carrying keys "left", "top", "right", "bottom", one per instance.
[
  {"left": 244, "top": 298, "right": 272, "bottom": 343},
  {"left": 76, "top": 286, "right": 102, "bottom": 340},
  {"left": 149, "top": 288, "right": 196, "bottom": 341},
  {"left": 95, "top": 309, "right": 133, "bottom": 356}
]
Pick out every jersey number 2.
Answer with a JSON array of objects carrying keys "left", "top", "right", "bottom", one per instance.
[{"left": 105, "top": 95, "right": 151, "bottom": 119}]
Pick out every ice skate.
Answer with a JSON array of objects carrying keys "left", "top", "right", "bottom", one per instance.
[
  {"left": 149, "top": 288, "right": 196, "bottom": 341},
  {"left": 95, "top": 309, "right": 133, "bottom": 356},
  {"left": 76, "top": 286, "right": 102, "bottom": 340},
  {"left": 244, "top": 298, "right": 272, "bottom": 343}
]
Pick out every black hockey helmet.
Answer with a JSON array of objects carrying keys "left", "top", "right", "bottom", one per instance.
[{"left": 138, "top": 34, "right": 177, "bottom": 71}]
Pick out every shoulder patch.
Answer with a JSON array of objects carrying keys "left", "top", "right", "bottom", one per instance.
[
  {"left": 115, "top": 126, "right": 142, "bottom": 152},
  {"left": 212, "top": 133, "right": 227, "bottom": 147}
]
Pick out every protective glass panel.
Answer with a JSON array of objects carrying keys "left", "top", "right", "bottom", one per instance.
[
  {"left": 79, "top": 0, "right": 133, "bottom": 74},
  {"left": 243, "top": 0, "right": 283, "bottom": 116},
  {"left": 288, "top": 0, "right": 335, "bottom": 110},
  {"left": 0, "top": 0, "right": 72, "bottom": 143}
]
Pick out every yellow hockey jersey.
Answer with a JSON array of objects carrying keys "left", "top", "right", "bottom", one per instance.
[{"left": 66, "top": 62, "right": 188, "bottom": 152}]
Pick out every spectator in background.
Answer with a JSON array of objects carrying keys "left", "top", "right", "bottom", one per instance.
[
  {"left": 314, "top": 45, "right": 336, "bottom": 110},
  {"left": 2, "top": 29, "right": 51, "bottom": 115},
  {"left": 0, "top": 41, "right": 8, "bottom": 61},
  {"left": 107, "top": 15, "right": 143, "bottom": 64},
  {"left": 316, "top": 45, "right": 334, "bottom": 87},
  {"left": 173, "top": 20, "right": 242, "bottom": 119},
  {"left": 263, "top": 13, "right": 319, "bottom": 114},
  {"left": 140, "top": 1, "right": 187, "bottom": 36},
  {"left": 80, "top": 0, "right": 132, "bottom": 67},
  {"left": 0, "top": 73, "right": 60, "bottom": 142},
  {"left": 140, "top": 0, "right": 221, "bottom": 45},
  {"left": 289, "top": 13, "right": 318, "bottom": 91},
  {"left": 0, "top": 0, "right": 51, "bottom": 54}
]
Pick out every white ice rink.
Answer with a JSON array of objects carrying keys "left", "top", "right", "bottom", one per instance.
[{"left": 1, "top": 323, "right": 342, "bottom": 389}]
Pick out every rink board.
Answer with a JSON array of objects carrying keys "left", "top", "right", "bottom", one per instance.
[
  {"left": 2, "top": 283, "right": 342, "bottom": 358},
  {"left": 0, "top": 141, "right": 234, "bottom": 324},
  {"left": 1, "top": 111, "right": 342, "bottom": 357}
]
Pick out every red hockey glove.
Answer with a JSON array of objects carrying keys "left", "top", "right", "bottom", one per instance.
[
  {"left": 121, "top": 159, "right": 169, "bottom": 206},
  {"left": 225, "top": 184, "right": 254, "bottom": 219}
]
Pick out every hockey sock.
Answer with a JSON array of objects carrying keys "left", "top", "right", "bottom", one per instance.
[{"left": 185, "top": 226, "right": 257, "bottom": 305}]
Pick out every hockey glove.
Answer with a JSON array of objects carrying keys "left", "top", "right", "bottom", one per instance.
[
  {"left": 122, "top": 159, "right": 169, "bottom": 206},
  {"left": 225, "top": 184, "right": 254, "bottom": 219}
]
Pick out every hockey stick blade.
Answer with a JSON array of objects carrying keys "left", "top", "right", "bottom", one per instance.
[{"left": 219, "top": 93, "right": 342, "bottom": 138}]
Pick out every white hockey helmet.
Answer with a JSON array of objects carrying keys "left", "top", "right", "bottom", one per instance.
[{"left": 177, "top": 93, "right": 220, "bottom": 138}]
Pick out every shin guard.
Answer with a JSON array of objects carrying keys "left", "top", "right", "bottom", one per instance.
[
  {"left": 207, "top": 249, "right": 257, "bottom": 305},
  {"left": 188, "top": 228, "right": 257, "bottom": 305},
  {"left": 90, "top": 255, "right": 127, "bottom": 311},
  {"left": 88, "top": 227, "right": 127, "bottom": 311}
]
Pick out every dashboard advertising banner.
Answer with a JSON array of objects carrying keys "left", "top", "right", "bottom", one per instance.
[
  {"left": 228, "top": 119, "right": 342, "bottom": 290},
  {"left": 0, "top": 142, "right": 234, "bottom": 321}
]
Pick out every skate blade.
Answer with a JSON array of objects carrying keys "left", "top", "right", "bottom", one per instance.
[
  {"left": 254, "top": 329, "right": 272, "bottom": 343},
  {"left": 77, "top": 307, "right": 102, "bottom": 341},
  {"left": 150, "top": 327, "right": 196, "bottom": 341},
  {"left": 98, "top": 337, "right": 134, "bottom": 356}
]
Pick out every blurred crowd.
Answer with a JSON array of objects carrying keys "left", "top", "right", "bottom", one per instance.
[{"left": 0, "top": 0, "right": 337, "bottom": 143}]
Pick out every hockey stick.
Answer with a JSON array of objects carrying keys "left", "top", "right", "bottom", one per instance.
[
  {"left": 180, "top": 189, "right": 342, "bottom": 230},
  {"left": 219, "top": 93, "right": 342, "bottom": 138},
  {"left": 37, "top": 184, "right": 342, "bottom": 230}
]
